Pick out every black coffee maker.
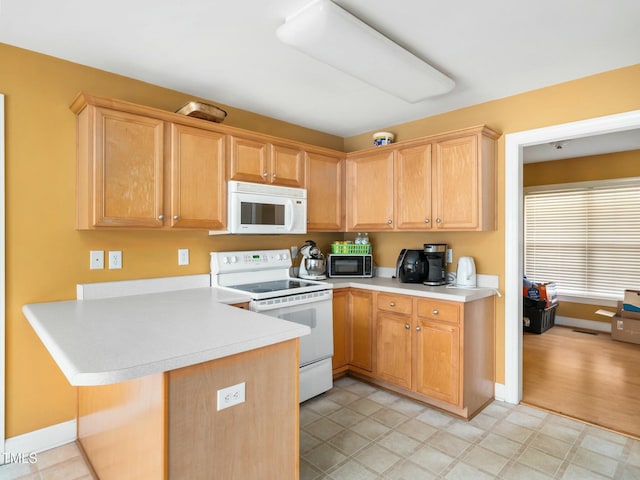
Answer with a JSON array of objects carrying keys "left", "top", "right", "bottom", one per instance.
[
  {"left": 396, "top": 244, "right": 447, "bottom": 285},
  {"left": 396, "top": 249, "right": 426, "bottom": 283},
  {"left": 423, "top": 244, "right": 447, "bottom": 286}
]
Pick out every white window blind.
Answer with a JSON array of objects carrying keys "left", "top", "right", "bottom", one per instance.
[{"left": 524, "top": 179, "right": 640, "bottom": 300}]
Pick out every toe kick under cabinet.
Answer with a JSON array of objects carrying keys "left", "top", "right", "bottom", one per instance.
[{"left": 335, "top": 288, "right": 495, "bottom": 419}]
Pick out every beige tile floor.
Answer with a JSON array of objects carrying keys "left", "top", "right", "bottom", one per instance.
[
  {"left": 302, "top": 377, "right": 640, "bottom": 480},
  {"left": 2, "top": 377, "right": 639, "bottom": 479},
  {"left": 0, "top": 441, "right": 94, "bottom": 479}
]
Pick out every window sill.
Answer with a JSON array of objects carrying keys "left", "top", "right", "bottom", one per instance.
[{"left": 557, "top": 295, "right": 619, "bottom": 307}]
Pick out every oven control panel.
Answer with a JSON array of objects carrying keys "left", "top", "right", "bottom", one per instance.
[{"left": 211, "top": 249, "right": 291, "bottom": 274}]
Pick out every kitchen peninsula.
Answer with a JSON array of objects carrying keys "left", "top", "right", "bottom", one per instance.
[{"left": 22, "top": 278, "right": 309, "bottom": 480}]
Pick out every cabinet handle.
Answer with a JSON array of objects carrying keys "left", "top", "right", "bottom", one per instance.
[
  {"left": 173, "top": 215, "right": 180, "bottom": 221},
  {"left": 432, "top": 309, "right": 439, "bottom": 315},
  {"left": 307, "top": 219, "right": 310, "bottom": 224},
  {"left": 272, "top": 173, "right": 277, "bottom": 178},
  {"left": 389, "top": 302, "right": 395, "bottom": 307},
  {"left": 405, "top": 324, "right": 410, "bottom": 330},
  {"left": 424, "top": 219, "right": 430, "bottom": 224},
  {"left": 263, "top": 172, "right": 268, "bottom": 177},
  {"left": 416, "top": 326, "right": 421, "bottom": 332},
  {"left": 387, "top": 219, "right": 393, "bottom": 224},
  {"left": 436, "top": 218, "right": 442, "bottom": 224},
  {"left": 158, "top": 214, "right": 164, "bottom": 220}
]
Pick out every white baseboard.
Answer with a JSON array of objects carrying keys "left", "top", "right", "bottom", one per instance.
[
  {"left": 4, "top": 420, "right": 76, "bottom": 455},
  {"left": 555, "top": 315, "right": 611, "bottom": 333}
]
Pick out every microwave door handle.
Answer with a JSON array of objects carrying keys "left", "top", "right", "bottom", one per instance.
[{"left": 284, "top": 198, "right": 294, "bottom": 232}]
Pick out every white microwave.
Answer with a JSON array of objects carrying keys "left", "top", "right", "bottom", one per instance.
[{"left": 227, "top": 181, "right": 307, "bottom": 234}]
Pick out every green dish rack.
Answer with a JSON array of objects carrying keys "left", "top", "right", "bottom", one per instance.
[{"left": 330, "top": 243, "right": 371, "bottom": 254}]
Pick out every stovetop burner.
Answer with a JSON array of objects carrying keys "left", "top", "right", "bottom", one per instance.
[{"left": 226, "top": 279, "right": 317, "bottom": 294}]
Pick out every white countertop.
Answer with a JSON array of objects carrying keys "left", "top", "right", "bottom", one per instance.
[
  {"left": 325, "top": 277, "right": 498, "bottom": 302},
  {"left": 23, "top": 273, "right": 496, "bottom": 388},
  {"left": 23, "top": 287, "right": 309, "bottom": 387}
]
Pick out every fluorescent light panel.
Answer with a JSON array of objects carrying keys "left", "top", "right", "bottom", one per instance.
[{"left": 276, "top": 0, "right": 455, "bottom": 103}]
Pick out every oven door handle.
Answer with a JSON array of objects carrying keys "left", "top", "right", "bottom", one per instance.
[{"left": 250, "top": 291, "right": 332, "bottom": 312}]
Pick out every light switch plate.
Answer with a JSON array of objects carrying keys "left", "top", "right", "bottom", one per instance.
[
  {"left": 178, "top": 248, "right": 189, "bottom": 266},
  {"left": 90, "top": 250, "right": 104, "bottom": 270}
]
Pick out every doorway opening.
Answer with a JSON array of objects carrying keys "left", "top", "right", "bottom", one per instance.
[{"left": 503, "top": 109, "right": 640, "bottom": 405}]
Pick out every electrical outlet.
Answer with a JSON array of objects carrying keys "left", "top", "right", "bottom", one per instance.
[
  {"left": 446, "top": 248, "right": 453, "bottom": 264},
  {"left": 90, "top": 250, "right": 104, "bottom": 270},
  {"left": 178, "top": 248, "right": 189, "bottom": 266},
  {"left": 217, "top": 382, "right": 246, "bottom": 411},
  {"left": 108, "top": 251, "right": 122, "bottom": 269},
  {"left": 291, "top": 245, "right": 299, "bottom": 259}
]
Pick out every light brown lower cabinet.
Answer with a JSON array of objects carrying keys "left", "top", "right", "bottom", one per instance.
[
  {"left": 331, "top": 289, "right": 350, "bottom": 374},
  {"left": 341, "top": 289, "right": 495, "bottom": 419},
  {"left": 78, "top": 339, "right": 299, "bottom": 480},
  {"left": 375, "top": 293, "right": 413, "bottom": 389},
  {"left": 348, "top": 289, "right": 374, "bottom": 372}
]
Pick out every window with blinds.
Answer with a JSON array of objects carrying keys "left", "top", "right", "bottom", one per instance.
[{"left": 524, "top": 178, "right": 640, "bottom": 301}]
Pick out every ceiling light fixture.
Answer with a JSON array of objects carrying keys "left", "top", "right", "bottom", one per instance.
[{"left": 276, "top": 0, "right": 455, "bottom": 103}]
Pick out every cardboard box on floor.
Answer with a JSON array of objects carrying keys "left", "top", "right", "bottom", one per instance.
[
  {"left": 623, "top": 289, "right": 640, "bottom": 312},
  {"left": 596, "top": 298, "right": 640, "bottom": 345}
]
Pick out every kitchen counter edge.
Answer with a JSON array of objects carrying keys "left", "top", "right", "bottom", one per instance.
[
  {"left": 22, "top": 287, "right": 308, "bottom": 387},
  {"left": 325, "top": 277, "right": 498, "bottom": 302}
]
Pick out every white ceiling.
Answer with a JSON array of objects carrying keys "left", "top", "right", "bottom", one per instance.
[
  {"left": 0, "top": 0, "right": 639, "bottom": 139},
  {"left": 523, "top": 129, "right": 640, "bottom": 163}
]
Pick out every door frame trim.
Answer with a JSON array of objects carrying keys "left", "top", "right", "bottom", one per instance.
[{"left": 1, "top": 93, "right": 5, "bottom": 455}]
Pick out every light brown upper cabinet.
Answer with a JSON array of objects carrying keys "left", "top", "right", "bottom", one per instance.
[
  {"left": 73, "top": 93, "right": 228, "bottom": 230},
  {"left": 228, "top": 135, "right": 305, "bottom": 188},
  {"left": 346, "top": 126, "right": 499, "bottom": 232},
  {"left": 305, "top": 151, "right": 345, "bottom": 231},
  {"left": 394, "top": 143, "right": 433, "bottom": 229},
  {"left": 169, "top": 124, "right": 226, "bottom": 229},
  {"left": 433, "top": 132, "right": 496, "bottom": 230},
  {"left": 346, "top": 149, "right": 395, "bottom": 231},
  {"left": 76, "top": 106, "right": 165, "bottom": 228}
]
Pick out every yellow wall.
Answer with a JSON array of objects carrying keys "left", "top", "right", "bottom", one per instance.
[
  {"left": 0, "top": 43, "right": 342, "bottom": 438},
  {"left": 524, "top": 149, "right": 640, "bottom": 187},
  {"left": 524, "top": 149, "right": 640, "bottom": 323},
  {"left": 2, "top": 40, "right": 639, "bottom": 437}
]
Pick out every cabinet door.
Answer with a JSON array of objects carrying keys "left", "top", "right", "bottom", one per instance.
[
  {"left": 433, "top": 135, "right": 479, "bottom": 230},
  {"left": 332, "top": 289, "right": 349, "bottom": 372},
  {"left": 376, "top": 311, "right": 412, "bottom": 389},
  {"left": 395, "top": 143, "right": 433, "bottom": 230},
  {"left": 93, "top": 107, "right": 164, "bottom": 227},
  {"left": 349, "top": 289, "right": 374, "bottom": 371},
  {"left": 305, "top": 152, "right": 344, "bottom": 231},
  {"left": 270, "top": 143, "right": 304, "bottom": 187},
  {"left": 414, "top": 318, "right": 460, "bottom": 406},
  {"left": 228, "top": 135, "right": 269, "bottom": 183},
  {"left": 346, "top": 150, "right": 394, "bottom": 231},
  {"left": 169, "top": 124, "right": 226, "bottom": 229}
]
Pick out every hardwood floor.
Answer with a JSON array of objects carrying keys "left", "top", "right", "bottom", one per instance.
[{"left": 523, "top": 325, "right": 640, "bottom": 439}]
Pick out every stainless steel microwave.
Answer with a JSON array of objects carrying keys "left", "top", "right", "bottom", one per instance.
[{"left": 327, "top": 254, "right": 373, "bottom": 278}]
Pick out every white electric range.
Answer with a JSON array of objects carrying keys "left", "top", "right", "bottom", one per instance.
[{"left": 211, "top": 249, "right": 333, "bottom": 402}]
